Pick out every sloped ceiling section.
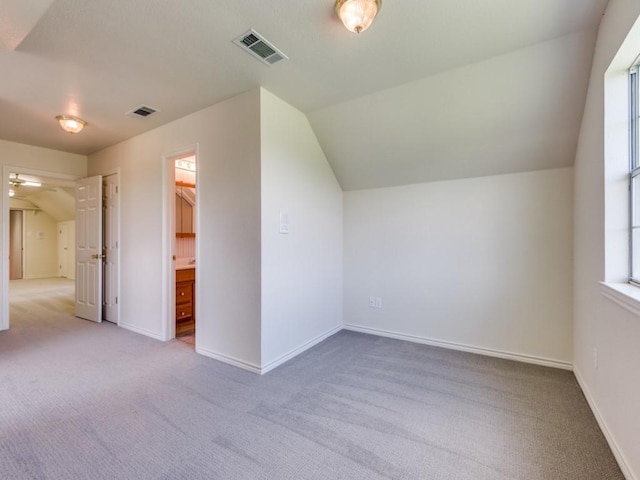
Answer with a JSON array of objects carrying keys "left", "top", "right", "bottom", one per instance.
[
  {"left": 308, "top": 30, "right": 597, "bottom": 191},
  {"left": 0, "top": 0, "right": 608, "bottom": 190},
  {"left": 23, "top": 188, "right": 75, "bottom": 222},
  {"left": 0, "top": 0, "right": 54, "bottom": 52}
]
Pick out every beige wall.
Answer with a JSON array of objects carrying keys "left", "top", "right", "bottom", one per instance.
[{"left": 23, "top": 209, "right": 58, "bottom": 279}]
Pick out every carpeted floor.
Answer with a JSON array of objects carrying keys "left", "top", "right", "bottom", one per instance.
[{"left": 0, "top": 279, "right": 624, "bottom": 479}]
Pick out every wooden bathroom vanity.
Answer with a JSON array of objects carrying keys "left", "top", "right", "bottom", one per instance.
[{"left": 175, "top": 267, "right": 195, "bottom": 336}]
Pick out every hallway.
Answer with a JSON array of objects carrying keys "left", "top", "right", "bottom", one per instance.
[{"left": 10, "top": 278, "right": 74, "bottom": 321}]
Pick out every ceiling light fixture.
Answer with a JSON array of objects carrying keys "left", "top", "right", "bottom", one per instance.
[
  {"left": 55, "top": 114, "right": 87, "bottom": 134},
  {"left": 335, "top": 0, "right": 381, "bottom": 34},
  {"left": 175, "top": 158, "right": 196, "bottom": 172}
]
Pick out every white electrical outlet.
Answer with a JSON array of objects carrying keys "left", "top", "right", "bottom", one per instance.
[{"left": 369, "top": 296, "right": 376, "bottom": 308}]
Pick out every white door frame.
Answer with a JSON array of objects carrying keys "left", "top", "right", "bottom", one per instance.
[
  {"left": 1, "top": 165, "right": 79, "bottom": 331},
  {"left": 161, "top": 144, "right": 199, "bottom": 342}
]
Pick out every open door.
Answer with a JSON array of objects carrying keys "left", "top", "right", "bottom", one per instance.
[
  {"left": 102, "top": 173, "right": 119, "bottom": 323},
  {"left": 75, "top": 175, "right": 102, "bottom": 322}
]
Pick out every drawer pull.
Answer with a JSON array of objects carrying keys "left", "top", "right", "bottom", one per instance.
[{"left": 180, "top": 292, "right": 185, "bottom": 296}]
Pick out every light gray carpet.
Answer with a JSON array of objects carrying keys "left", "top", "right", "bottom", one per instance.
[{"left": 0, "top": 279, "right": 624, "bottom": 479}]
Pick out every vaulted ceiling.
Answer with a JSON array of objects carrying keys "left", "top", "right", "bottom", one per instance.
[{"left": 0, "top": 0, "right": 608, "bottom": 190}]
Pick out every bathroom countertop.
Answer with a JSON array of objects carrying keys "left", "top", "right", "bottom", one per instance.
[
  {"left": 176, "top": 264, "right": 195, "bottom": 270},
  {"left": 175, "top": 259, "right": 196, "bottom": 270}
]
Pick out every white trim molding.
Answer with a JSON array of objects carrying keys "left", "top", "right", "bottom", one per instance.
[
  {"left": 197, "top": 325, "right": 342, "bottom": 375},
  {"left": 343, "top": 324, "right": 573, "bottom": 370},
  {"left": 574, "top": 367, "right": 638, "bottom": 480},
  {"left": 119, "top": 322, "right": 164, "bottom": 341},
  {"left": 600, "top": 281, "right": 640, "bottom": 318},
  {"left": 260, "top": 325, "right": 342, "bottom": 375},
  {"left": 196, "top": 346, "right": 262, "bottom": 374}
]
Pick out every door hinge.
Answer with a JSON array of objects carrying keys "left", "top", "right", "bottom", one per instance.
[{"left": 115, "top": 296, "right": 118, "bottom": 305}]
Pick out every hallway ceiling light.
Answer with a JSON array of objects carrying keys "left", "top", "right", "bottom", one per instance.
[
  {"left": 335, "top": 0, "right": 381, "bottom": 34},
  {"left": 55, "top": 114, "right": 87, "bottom": 134},
  {"left": 9, "top": 190, "right": 15, "bottom": 197}
]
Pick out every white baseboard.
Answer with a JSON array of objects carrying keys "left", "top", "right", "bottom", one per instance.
[
  {"left": 343, "top": 324, "right": 573, "bottom": 371},
  {"left": 574, "top": 367, "right": 637, "bottom": 480},
  {"left": 260, "top": 325, "right": 342, "bottom": 375},
  {"left": 118, "top": 322, "right": 164, "bottom": 341},
  {"left": 196, "top": 346, "right": 262, "bottom": 374},
  {"left": 195, "top": 325, "right": 342, "bottom": 375}
]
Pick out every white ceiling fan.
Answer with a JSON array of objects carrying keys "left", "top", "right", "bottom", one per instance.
[{"left": 9, "top": 174, "right": 41, "bottom": 188}]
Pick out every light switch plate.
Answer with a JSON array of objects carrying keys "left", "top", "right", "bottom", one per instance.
[{"left": 279, "top": 211, "right": 289, "bottom": 234}]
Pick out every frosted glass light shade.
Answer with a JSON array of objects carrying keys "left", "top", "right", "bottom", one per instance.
[
  {"left": 56, "top": 115, "right": 86, "bottom": 134},
  {"left": 335, "top": 0, "right": 381, "bottom": 34}
]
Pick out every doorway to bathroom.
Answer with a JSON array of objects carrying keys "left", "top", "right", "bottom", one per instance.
[{"left": 163, "top": 146, "right": 198, "bottom": 348}]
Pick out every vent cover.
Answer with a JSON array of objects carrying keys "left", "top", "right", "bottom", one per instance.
[
  {"left": 127, "top": 105, "right": 159, "bottom": 118},
  {"left": 233, "top": 29, "right": 288, "bottom": 66}
]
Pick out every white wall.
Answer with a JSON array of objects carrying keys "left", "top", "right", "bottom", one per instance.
[
  {"left": 89, "top": 89, "right": 263, "bottom": 369},
  {"left": 23, "top": 210, "right": 57, "bottom": 279},
  {"left": 574, "top": 1, "right": 640, "bottom": 478},
  {"left": 89, "top": 88, "right": 344, "bottom": 372},
  {"left": 260, "top": 89, "right": 343, "bottom": 370},
  {"left": 344, "top": 168, "right": 574, "bottom": 366},
  {"left": 0, "top": 140, "right": 87, "bottom": 329}
]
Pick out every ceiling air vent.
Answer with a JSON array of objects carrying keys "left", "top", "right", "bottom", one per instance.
[
  {"left": 127, "top": 105, "right": 159, "bottom": 118},
  {"left": 233, "top": 29, "right": 288, "bottom": 66}
]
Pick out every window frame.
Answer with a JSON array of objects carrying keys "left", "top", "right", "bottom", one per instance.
[{"left": 629, "top": 60, "right": 640, "bottom": 284}]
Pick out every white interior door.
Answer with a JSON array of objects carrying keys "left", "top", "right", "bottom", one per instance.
[
  {"left": 58, "top": 222, "right": 69, "bottom": 278},
  {"left": 75, "top": 175, "right": 102, "bottom": 322},
  {"left": 102, "top": 173, "right": 119, "bottom": 324},
  {"left": 58, "top": 222, "right": 76, "bottom": 279}
]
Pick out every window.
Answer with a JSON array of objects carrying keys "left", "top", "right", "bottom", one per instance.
[{"left": 630, "top": 59, "right": 640, "bottom": 283}]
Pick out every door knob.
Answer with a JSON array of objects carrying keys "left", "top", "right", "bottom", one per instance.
[{"left": 91, "top": 254, "right": 106, "bottom": 259}]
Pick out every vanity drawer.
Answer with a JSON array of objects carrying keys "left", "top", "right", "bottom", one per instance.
[
  {"left": 176, "top": 283, "right": 192, "bottom": 304},
  {"left": 176, "top": 303, "right": 192, "bottom": 320},
  {"left": 176, "top": 268, "right": 195, "bottom": 283}
]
